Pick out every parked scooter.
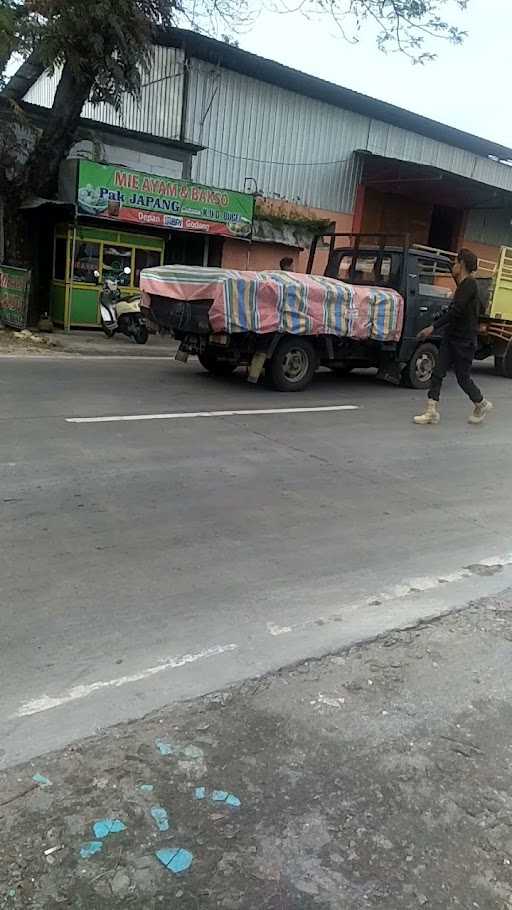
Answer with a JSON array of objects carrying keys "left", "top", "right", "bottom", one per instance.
[{"left": 95, "top": 267, "right": 149, "bottom": 345}]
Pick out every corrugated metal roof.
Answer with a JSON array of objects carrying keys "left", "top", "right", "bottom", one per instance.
[
  {"left": 160, "top": 29, "right": 512, "bottom": 164},
  {"left": 1, "top": 50, "right": 44, "bottom": 102},
  {"left": 366, "top": 122, "right": 512, "bottom": 195},
  {"left": 23, "top": 46, "right": 185, "bottom": 142}
]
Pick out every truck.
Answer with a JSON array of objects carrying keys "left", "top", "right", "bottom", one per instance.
[{"left": 140, "top": 233, "right": 512, "bottom": 392}]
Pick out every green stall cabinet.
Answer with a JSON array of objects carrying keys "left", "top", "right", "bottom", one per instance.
[{"left": 51, "top": 224, "right": 165, "bottom": 329}]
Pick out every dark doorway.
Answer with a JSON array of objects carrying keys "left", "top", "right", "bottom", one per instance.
[
  {"left": 428, "top": 205, "right": 462, "bottom": 252},
  {"left": 166, "top": 231, "right": 205, "bottom": 266},
  {"left": 164, "top": 232, "right": 225, "bottom": 267}
]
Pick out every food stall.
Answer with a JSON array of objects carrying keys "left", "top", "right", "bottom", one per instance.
[{"left": 52, "top": 160, "right": 255, "bottom": 329}]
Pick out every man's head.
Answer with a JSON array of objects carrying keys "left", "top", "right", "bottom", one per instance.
[
  {"left": 453, "top": 248, "right": 478, "bottom": 284},
  {"left": 280, "top": 257, "right": 294, "bottom": 271}
]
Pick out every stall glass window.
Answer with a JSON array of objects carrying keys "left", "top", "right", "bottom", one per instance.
[
  {"left": 102, "top": 245, "right": 133, "bottom": 286},
  {"left": 134, "top": 249, "right": 161, "bottom": 287},
  {"left": 54, "top": 237, "right": 67, "bottom": 280},
  {"left": 73, "top": 242, "right": 100, "bottom": 284}
]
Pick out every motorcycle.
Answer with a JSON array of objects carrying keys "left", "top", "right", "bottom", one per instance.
[{"left": 95, "top": 267, "right": 149, "bottom": 345}]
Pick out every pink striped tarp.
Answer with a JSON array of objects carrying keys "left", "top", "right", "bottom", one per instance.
[{"left": 140, "top": 266, "right": 404, "bottom": 342}]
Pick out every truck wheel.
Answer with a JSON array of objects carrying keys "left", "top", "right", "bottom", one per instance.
[
  {"left": 404, "top": 343, "right": 438, "bottom": 390},
  {"left": 269, "top": 337, "right": 317, "bottom": 392},
  {"left": 198, "top": 349, "right": 238, "bottom": 377}
]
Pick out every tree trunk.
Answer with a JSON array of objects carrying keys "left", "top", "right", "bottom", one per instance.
[
  {"left": 2, "top": 197, "right": 31, "bottom": 267},
  {"left": 26, "top": 59, "right": 92, "bottom": 200}
]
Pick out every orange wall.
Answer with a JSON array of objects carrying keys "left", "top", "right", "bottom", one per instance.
[
  {"left": 461, "top": 238, "right": 500, "bottom": 270},
  {"left": 222, "top": 201, "right": 353, "bottom": 274},
  {"left": 362, "top": 189, "right": 433, "bottom": 245},
  {"left": 222, "top": 240, "right": 300, "bottom": 271}
]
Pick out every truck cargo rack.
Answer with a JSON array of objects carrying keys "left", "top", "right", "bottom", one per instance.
[{"left": 307, "top": 231, "right": 498, "bottom": 279}]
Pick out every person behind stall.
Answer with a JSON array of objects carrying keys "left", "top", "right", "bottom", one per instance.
[
  {"left": 414, "top": 248, "right": 493, "bottom": 426},
  {"left": 279, "top": 257, "right": 294, "bottom": 271}
]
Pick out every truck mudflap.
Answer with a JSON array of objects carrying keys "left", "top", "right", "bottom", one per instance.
[{"left": 175, "top": 335, "right": 202, "bottom": 362}]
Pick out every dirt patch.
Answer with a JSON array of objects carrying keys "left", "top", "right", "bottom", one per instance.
[{"left": 0, "top": 327, "right": 60, "bottom": 355}]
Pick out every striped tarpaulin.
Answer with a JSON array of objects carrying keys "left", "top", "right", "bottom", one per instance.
[{"left": 140, "top": 266, "right": 404, "bottom": 342}]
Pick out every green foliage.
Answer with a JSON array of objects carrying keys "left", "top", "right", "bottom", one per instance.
[{"left": 4, "top": 0, "right": 179, "bottom": 107}]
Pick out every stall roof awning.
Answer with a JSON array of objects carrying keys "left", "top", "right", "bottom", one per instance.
[
  {"left": 20, "top": 196, "right": 76, "bottom": 213},
  {"left": 253, "top": 218, "right": 333, "bottom": 250}
]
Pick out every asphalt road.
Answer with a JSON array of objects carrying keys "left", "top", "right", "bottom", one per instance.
[{"left": 2, "top": 353, "right": 512, "bottom": 768}]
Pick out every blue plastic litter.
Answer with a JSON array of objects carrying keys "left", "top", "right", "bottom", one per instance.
[
  {"left": 32, "top": 773, "right": 51, "bottom": 787},
  {"left": 194, "top": 787, "right": 206, "bottom": 800},
  {"left": 181, "top": 745, "right": 204, "bottom": 760},
  {"left": 156, "top": 848, "right": 193, "bottom": 875},
  {"left": 151, "top": 806, "right": 170, "bottom": 832},
  {"left": 139, "top": 784, "right": 154, "bottom": 793},
  {"left": 211, "top": 790, "right": 241, "bottom": 808},
  {"left": 93, "top": 818, "right": 127, "bottom": 839},
  {"left": 80, "top": 841, "right": 103, "bottom": 859},
  {"left": 155, "top": 739, "right": 174, "bottom": 756}
]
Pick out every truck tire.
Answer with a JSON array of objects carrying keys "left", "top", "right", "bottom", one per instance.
[
  {"left": 268, "top": 337, "right": 317, "bottom": 392},
  {"left": 403, "top": 343, "right": 438, "bottom": 390},
  {"left": 198, "top": 349, "right": 238, "bottom": 377}
]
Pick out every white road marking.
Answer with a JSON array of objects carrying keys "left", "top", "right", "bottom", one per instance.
[
  {"left": 0, "top": 354, "right": 175, "bottom": 362},
  {"left": 266, "top": 553, "right": 512, "bottom": 637},
  {"left": 12, "top": 643, "right": 238, "bottom": 718},
  {"left": 66, "top": 405, "right": 360, "bottom": 424}
]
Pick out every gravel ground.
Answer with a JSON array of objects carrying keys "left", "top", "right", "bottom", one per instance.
[{"left": 2, "top": 593, "right": 512, "bottom": 909}]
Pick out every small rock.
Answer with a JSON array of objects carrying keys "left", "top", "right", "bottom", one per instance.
[{"left": 111, "top": 870, "right": 131, "bottom": 896}]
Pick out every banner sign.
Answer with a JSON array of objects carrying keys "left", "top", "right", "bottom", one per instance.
[
  {"left": 77, "top": 161, "right": 254, "bottom": 239},
  {"left": 0, "top": 265, "right": 31, "bottom": 329}
]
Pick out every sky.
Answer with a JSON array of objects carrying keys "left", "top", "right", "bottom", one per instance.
[{"left": 237, "top": 0, "right": 510, "bottom": 149}]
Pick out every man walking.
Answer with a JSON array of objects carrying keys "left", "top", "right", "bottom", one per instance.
[{"left": 414, "top": 248, "right": 493, "bottom": 426}]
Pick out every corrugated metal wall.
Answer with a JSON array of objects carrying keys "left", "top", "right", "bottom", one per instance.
[
  {"left": 23, "top": 47, "right": 185, "bottom": 142},
  {"left": 186, "top": 60, "right": 366, "bottom": 213},
  {"left": 465, "top": 208, "right": 512, "bottom": 247}
]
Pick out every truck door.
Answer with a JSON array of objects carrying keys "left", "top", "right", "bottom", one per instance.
[{"left": 402, "top": 253, "right": 454, "bottom": 354}]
